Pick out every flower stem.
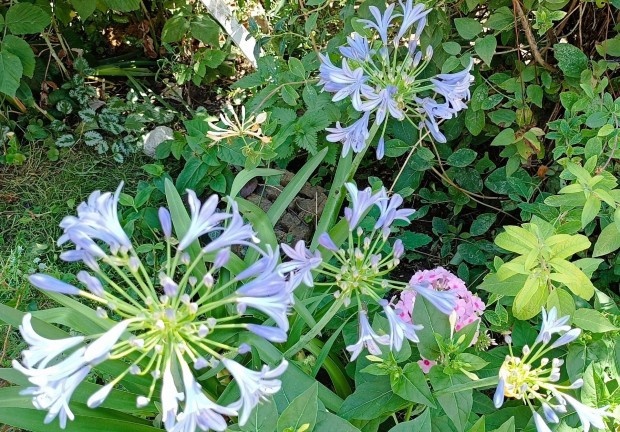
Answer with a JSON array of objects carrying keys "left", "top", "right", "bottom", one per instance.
[
  {"left": 284, "top": 295, "right": 346, "bottom": 357},
  {"left": 310, "top": 121, "right": 381, "bottom": 249}
]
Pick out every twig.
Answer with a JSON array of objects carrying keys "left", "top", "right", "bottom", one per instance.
[{"left": 513, "top": 0, "right": 557, "bottom": 72}]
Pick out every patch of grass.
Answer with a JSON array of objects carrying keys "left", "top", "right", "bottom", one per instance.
[{"left": 0, "top": 146, "right": 152, "bottom": 368}]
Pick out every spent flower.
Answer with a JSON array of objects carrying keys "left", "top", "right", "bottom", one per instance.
[{"left": 15, "top": 184, "right": 296, "bottom": 431}]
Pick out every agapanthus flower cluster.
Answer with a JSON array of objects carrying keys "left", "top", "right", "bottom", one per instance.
[
  {"left": 319, "top": 0, "right": 474, "bottom": 158},
  {"left": 279, "top": 183, "right": 457, "bottom": 360},
  {"left": 395, "top": 267, "right": 485, "bottom": 332},
  {"left": 16, "top": 183, "right": 295, "bottom": 431},
  {"left": 494, "top": 308, "right": 613, "bottom": 432}
]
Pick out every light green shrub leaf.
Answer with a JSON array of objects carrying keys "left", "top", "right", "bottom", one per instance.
[
  {"left": 573, "top": 308, "right": 619, "bottom": 332},
  {"left": 513, "top": 274, "right": 547, "bottom": 320}
]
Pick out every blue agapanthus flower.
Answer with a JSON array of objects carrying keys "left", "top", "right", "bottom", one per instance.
[{"left": 319, "top": 0, "right": 474, "bottom": 158}]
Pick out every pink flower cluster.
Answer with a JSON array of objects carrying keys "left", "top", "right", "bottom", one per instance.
[{"left": 395, "top": 267, "right": 485, "bottom": 332}]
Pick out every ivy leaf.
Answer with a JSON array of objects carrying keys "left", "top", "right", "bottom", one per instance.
[
  {"left": 454, "top": 18, "right": 483, "bottom": 40},
  {"left": 475, "top": 35, "right": 497, "bottom": 65},
  {"left": 0, "top": 50, "right": 23, "bottom": 97},
  {"left": 5, "top": 3, "right": 51, "bottom": 34}
]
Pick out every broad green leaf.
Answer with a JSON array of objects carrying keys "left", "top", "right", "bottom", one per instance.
[
  {"left": 475, "top": 35, "right": 497, "bottom": 65},
  {"left": 566, "top": 162, "right": 592, "bottom": 184},
  {"left": 495, "top": 226, "right": 537, "bottom": 255},
  {"left": 545, "top": 193, "right": 587, "bottom": 207},
  {"left": 315, "top": 410, "right": 360, "bottom": 431},
  {"left": 513, "top": 274, "right": 547, "bottom": 320},
  {"left": 391, "top": 363, "right": 435, "bottom": 407},
  {"left": 277, "top": 383, "right": 319, "bottom": 432},
  {"left": 5, "top": 3, "right": 50, "bottom": 34},
  {"left": 593, "top": 222, "right": 620, "bottom": 257},
  {"left": 490, "top": 128, "right": 515, "bottom": 147},
  {"left": 412, "top": 296, "right": 450, "bottom": 359},
  {"left": 161, "top": 16, "right": 190, "bottom": 43},
  {"left": 470, "top": 213, "right": 497, "bottom": 236},
  {"left": 104, "top": 0, "right": 141, "bottom": 12},
  {"left": 240, "top": 398, "right": 277, "bottom": 432},
  {"left": 547, "top": 288, "right": 575, "bottom": 320},
  {"left": 288, "top": 57, "right": 306, "bottom": 78},
  {"left": 454, "top": 18, "right": 483, "bottom": 40},
  {"left": 447, "top": 148, "right": 477, "bottom": 167},
  {"left": 468, "top": 416, "right": 485, "bottom": 432},
  {"left": 547, "top": 234, "right": 590, "bottom": 259},
  {"left": 429, "top": 370, "right": 472, "bottom": 432},
  {"left": 389, "top": 409, "right": 432, "bottom": 431},
  {"left": 554, "top": 43, "right": 589, "bottom": 78},
  {"left": 191, "top": 15, "right": 220, "bottom": 46},
  {"left": 2, "top": 35, "right": 35, "bottom": 78},
  {"left": 492, "top": 417, "right": 515, "bottom": 432},
  {"left": 0, "top": 50, "right": 23, "bottom": 97},
  {"left": 581, "top": 196, "right": 601, "bottom": 228},
  {"left": 229, "top": 168, "right": 281, "bottom": 198},
  {"left": 548, "top": 258, "right": 595, "bottom": 300},
  {"left": 339, "top": 378, "right": 406, "bottom": 420},
  {"left": 478, "top": 273, "right": 527, "bottom": 296},
  {"left": 70, "top": 0, "right": 97, "bottom": 19},
  {"left": 572, "top": 308, "right": 619, "bottom": 332}
]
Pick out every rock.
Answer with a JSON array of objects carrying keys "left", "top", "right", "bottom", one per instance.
[{"left": 142, "top": 126, "right": 173, "bottom": 158}]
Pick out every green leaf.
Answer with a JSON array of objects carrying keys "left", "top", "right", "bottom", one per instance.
[
  {"left": 70, "top": 0, "right": 97, "bottom": 19},
  {"left": 230, "top": 168, "right": 281, "bottom": 199},
  {"left": 572, "top": 308, "right": 619, "bottom": 332},
  {"left": 0, "top": 50, "right": 23, "bottom": 97},
  {"left": 391, "top": 363, "right": 435, "bottom": 407},
  {"left": 191, "top": 15, "right": 220, "bottom": 46},
  {"left": 548, "top": 258, "right": 595, "bottom": 300},
  {"left": 527, "top": 85, "right": 543, "bottom": 108},
  {"left": 413, "top": 297, "right": 450, "bottom": 359},
  {"left": 465, "top": 109, "right": 485, "bottom": 135},
  {"left": 593, "top": 222, "right": 620, "bottom": 256},
  {"left": 277, "top": 383, "right": 319, "bottom": 432},
  {"left": 315, "top": 411, "right": 360, "bottom": 431},
  {"left": 339, "top": 378, "right": 406, "bottom": 420},
  {"left": 447, "top": 148, "right": 477, "bottom": 167},
  {"left": 470, "top": 213, "right": 497, "bottom": 236},
  {"left": 443, "top": 42, "right": 462, "bottom": 55},
  {"left": 554, "top": 43, "right": 589, "bottom": 78},
  {"left": 547, "top": 234, "right": 591, "bottom": 259},
  {"left": 454, "top": 18, "right": 483, "bottom": 40},
  {"left": 479, "top": 273, "right": 527, "bottom": 296},
  {"left": 547, "top": 288, "right": 576, "bottom": 319},
  {"left": 581, "top": 195, "right": 601, "bottom": 228},
  {"left": 493, "top": 418, "right": 515, "bottom": 432},
  {"left": 385, "top": 139, "right": 409, "bottom": 157},
  {"left": 104, "top": 0, "right": 141, "bottom": 11},
  {"left": 281, "top": 85, "right": 299, "bottom": 106},
  {"left": 5, "top": 3, "right": 50, "bottom": 34},
  {"left": 162, "top": 16, "right": 190, "bottom": 43},
  {"left": 491, "top": 128, "right": 516, "bottom": 147},
  {"left": 240, "top": 399, "right": 278, "bottom": 432},
  {"left": 389, "top": 409, "right": 432, "bottom": 431},
  {"left": 513, "top": 274, "right": 547, "bottom": 320},
  {"left": 289, "top": 57, "right": 306, "bottom": 78},
  {"left": 203, "top": 49, "right": 227, "bottom": 68},
  {"left": 175, "top": 157, "right": 209, "bottom": 192},
  {"left": 429, "top": 370, "right": 472, "bottom": 432},
  {"left": 475, "top": 35, "right": 497, "bottom": 65},
  {"left": 2, "top": 35, "right": 35, "bottom": 78}
]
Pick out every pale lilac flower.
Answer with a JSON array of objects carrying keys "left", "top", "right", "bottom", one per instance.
[
  {"left": 326, "top": 111, "right": 371, "bottom": 156},
  {"left": 159, "top": 207, "right": 172, "bottom": 238},
  {"left": 223, "top": 359, "right": 288, "bottom": 426},
  {"left": 431, "top": 59, "right": 474, "bottom": 112},
  {"left": 382, "top": 300, "right": 423, "bottom": 351},
  {"left": 376, "top": 136, "right": 385, "bottom": 160},
  {"left": 360, "top": 86, "right": 405, "bottom": 124},
  {"left": 344, "top": 182, "right": 386, "bottom": 229},
  {"left": 340, "top": 33, "right": 372, "bottom": 61},
  {"left": 28, "top": 274, "right": 80, "bottom": 296},
  {"left": 247, "top": 324, "right": 288, "bottom": 343},
  {"left": 329, "top": 59, "right": 372, "bottom": 110},
  {"left": 396, "top": 0, "right": 431, "bottom": 43},
  {"left": 359, "top": 4, "right": 398, "bottom": 45},
  {"left": 19, "top": 314, "right": 84, "bottom": 369},
  {"left": 536, "top": 307, "right": 571, "bottom": 344},
  {"left": 279, "top": 241, "right": 322, "bottom": 288},
  {"left": 236, "top": 245, "right": 279, "bottom": 281},
  {"left": 533, "top": 412, "right": 553, "bottom": 432},
  {"left": 558, "top": 393, "right": 612, "bottom": 432},
  {"left": 237, "top": 286, "right": 291, "bottom": 331},
  {"left": 178, "top": 192, "right": 229, "bottom": 250},
  {"left": 174, "top": 359, "right": 238, "bottom": 432},
  {"left": 375, "top": 192, "right": 415, "bottom": 230},
  {"left": 58, "top": 183, "right": 132, "bottom": 257},
  {"left": 346, "top": 311, "right": 390, "bottom": 360},
  {"left": 318, "top": 232, "right": 338, "bottom": 251},
  {"left": 77, "top": 271, "right": 104, "bottom": 297},
  {"left": 162, "top": 361, "right": 182, "bottom": 430},
  {"left": 201, "top": 202, "right": 257, "bottom": 254}
]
